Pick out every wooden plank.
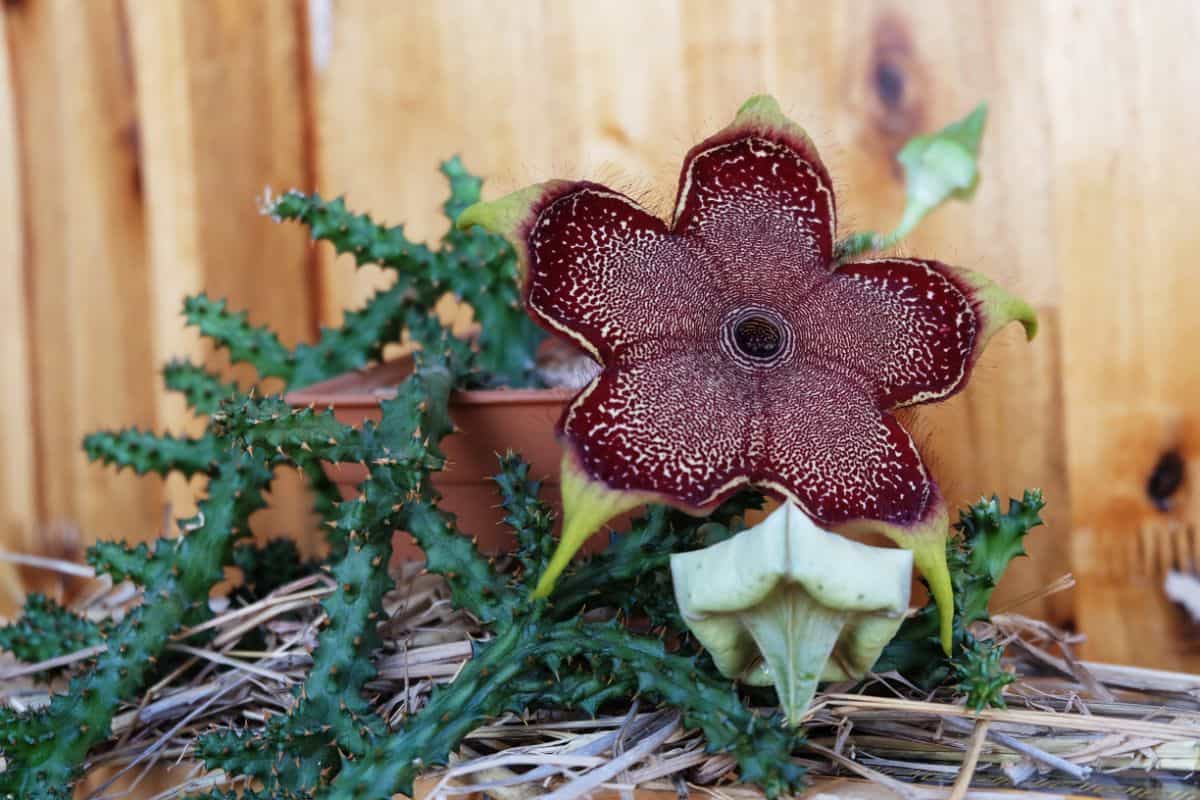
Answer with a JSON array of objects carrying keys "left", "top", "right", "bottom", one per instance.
[
  {"left": 128, "top": 0, "right": 320, "bottom": 551},
  {"left": 308, "top": 0, "right": 440, "bottom": 328},
  {"left": 1047, "top": 0, "right": 1200, "bottom": 670},
  {"left": 3, "top": 0, "right": 162, "bottom": 568},
  {"left": 0, "top": 7, "right": 37, "bottom": 612}
]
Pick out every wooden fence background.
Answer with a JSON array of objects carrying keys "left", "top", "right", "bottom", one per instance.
[{"left": 2, "top": 0, "right": 1199, "bottom": 673}]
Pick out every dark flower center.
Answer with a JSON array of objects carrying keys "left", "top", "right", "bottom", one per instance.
[
  {"left": 721, "top": 308, "right": 793, "bottom": 369},
  {"left": 734, "top": 316, "right": 783, "bottom": 358}
]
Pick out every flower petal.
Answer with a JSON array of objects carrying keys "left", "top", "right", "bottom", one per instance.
[
  {"left": 752, "top": 371, "right": 932, "bottom": 527},
  {"left": 671, "top": 95, "right": 836, "bottom": 300},
  {"left": 799, "top": 258, "right": 1037, "bottom": 409},
  {"left": 561, "top": 342, "right": 752, "bottom": 509},
  {"left": 461, "top": 181, "right": 715, "bottom": 362},
  {"left": 532, "top": 344, "right": 752, "bottom": 598},
  {"left": 753, "top": 371, "right": 955, "bottom": 652}
]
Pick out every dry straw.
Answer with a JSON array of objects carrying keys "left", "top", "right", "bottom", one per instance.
[{"left": 2, "top": 557, "right": 1197, "bottom": 800}]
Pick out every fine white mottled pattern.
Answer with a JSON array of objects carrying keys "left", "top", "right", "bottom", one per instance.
[
  {"left": 525, "top": 185, "right": 719, "bottom": 361},
  {"left": 812, "top": 259, "right": 979, "bottom": 408},
  {"left": 521, "top": 125, "right": 984, "bottom": 530},
  {"left": 674, "top": 136, "right": 835, "bottom": 304}
]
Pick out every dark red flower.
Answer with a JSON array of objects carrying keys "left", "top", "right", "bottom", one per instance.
[{"left": 460, "top": 96, "right": 1035, "bottom": 651}]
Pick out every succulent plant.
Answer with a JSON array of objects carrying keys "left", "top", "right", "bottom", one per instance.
[
  {"left": 0, "top": 109, "right": 1045, "bottom": 799},
  {"left": 459, "top": 95, "right": 1036, "bottom": 652}
]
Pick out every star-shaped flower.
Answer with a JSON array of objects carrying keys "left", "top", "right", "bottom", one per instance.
[{"left": 460, "top": 96, "right": 1035, "bottom": 651}]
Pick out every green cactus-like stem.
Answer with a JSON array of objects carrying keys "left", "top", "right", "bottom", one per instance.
[
  {"left": 213, "top": 396, "right": 369, "bottom": 463},
  {"left": 269, "top": 192, "right": 445, "bottom": 303},
  {"left": 163, "top": 360, "right": 240, "bottom": 415},
  {"left": 184, "top": 791, "right": 308, "bottom": 800},
  {"left": 438, "top": 157, "right": 544, "bottom": 387},
  {"left": 493, "top": 452, "right": 556, "bottom": 580},
  {"left": 197, "top": 535, "right": 393, "bottom": 793},
  {"left": 505, "top": 662, "right": 638, "bottom": 718},
  {"left": 289, "top": 283, "right": 414, "bottom": 390},
  {"left": 0, "top": 450, "right": 273, "bottom": 799},
  {"left": 211, "top": 350, "right": 506, "bottom": 625},
  {"left": 0, "top": 595, "right": 105, "bottom": 674},
  {"left": 183, "top": 294, "right": 296, "bottom": 383},
  {"left": 321, "top": 615, "right": 805, "bottom": 800},
  {"left": 269, "top": 158, "right": 544, "bottom": 389},
  {"left": 874, "top": 490, "right": 1045, "bottom": 690},
  {"left": 320, "top": 616, "right": 543, "bottom": 799},
  {"left": 87, "top": 540, "right": 157, "bottom": 585},
  {"left": 954, "top": 637, "right": 1015, "bottom": 711},
  {"left": 83, "top": 428, "right": 221, "bottom": 478},
  {"left": 199, "top": 332, "right": 507, "bottom": 794},
  {"left": 571, "top": 623, "right": 805, "bottom": 798}
]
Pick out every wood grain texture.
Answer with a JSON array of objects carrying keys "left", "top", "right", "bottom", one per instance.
[
  {"left": 1047, "top": 0, "right": 1200, "bottom": 670},
  {"left": 0, "top": 7, "right": 36, "bottom": 612},
  {"left": 126, "top": 0, "right": 321, "bottom": 551},
  {"left": 3, "top": 0, "right": 161, "bottom": 576},
  {"left": 2, "top": 0, "right": 1199, "bottom": 671}
]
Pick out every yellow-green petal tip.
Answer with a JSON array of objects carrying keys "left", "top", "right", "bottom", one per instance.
[
  {"left": 532, "top": 453, "right": 650, "bottom": 599},
  {"left": 455, "top": 183, "right": 548, "bottom": 240},
  {"left": 908, "top": 534, "right": 955, "bottom": 655},
  {"left": 736, "top": 94, "right": 784, "bottom": 120},
  {"left": 863, "top": 503, "right": 954, "bottom": 656}
]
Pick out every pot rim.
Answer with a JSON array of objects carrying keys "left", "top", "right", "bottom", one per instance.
[{"left": 284, "top": 358, "right": 577, "bottom": 409}]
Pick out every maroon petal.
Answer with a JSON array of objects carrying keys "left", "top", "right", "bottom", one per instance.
[
  {"left": 802, "top": 258, "right": 1036, "bottom": 410},
  {"left": 751, "top": 368, "right": 938, "bottom": 529},
  {"left": 670, "top": 96, "right": 836, "bottom": 302},
  {"left": 560, "top": 342, "right": 752, "bottom": 510},
  {"left": 524, "top": 183, "right": 716, "bottom": 362}
]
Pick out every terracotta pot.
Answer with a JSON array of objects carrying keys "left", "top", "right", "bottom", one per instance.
[{"left": 285, "top": 358, "right": 577, "bottom": 561}]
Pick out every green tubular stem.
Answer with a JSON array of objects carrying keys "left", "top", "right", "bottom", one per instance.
[
  {"left": 874, "top": 490, "right": 1045, "bottom": 689},
  {"left": 320, "top": 617, "right": 539, "bottom": 799},
  {"left": 183, "top": 294, "right": 295, "bottom": 383},
  {"left": 198, "top": 536, "right": 393, "bottom": 792},
  {"left": 87, "top": 540, "right": 155, "bottom": 585},
  {"left": 51, "top": 165, "right": 533, "bottom": 797},
  {"left": 321, "top": 615, "right": 806, "bottom": 800},
  {"left": 494, "top": 452, "right": 556, "bottom": 579},
  {"left": 269, "top": 191, "right": 443, "bottom": 291},
  {"left": 556, "top": 624, "right": 807, "bottom": 799},
  {"left": 162, "top": 360, "right": 239, "bottom": 415},
  {"left": 83, "top": 429, "right": 221, "bottom": 478},
  {"left": 183, "top": 791, "right": 309, "bottom": 800},
  {"left": 0, "top": 450, "right": 272, "bottom": 799},
  {"left": 270, "top": 159, "right": 543, "bottom": 389},
  {"left": 200, "top": 334, "right": 511, "bottom": 795},
  {"left": 289, "top": 283, "right": 414, "bottom": 390},
  {"left": 0, "top": 595, "right": 104, "bottom": 671}
]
